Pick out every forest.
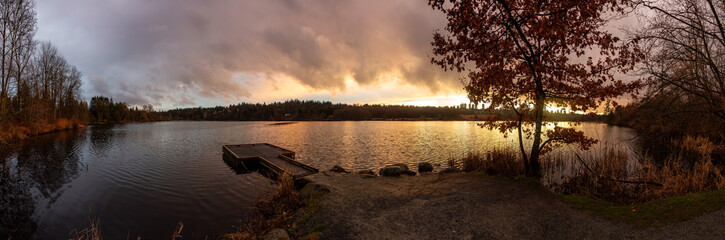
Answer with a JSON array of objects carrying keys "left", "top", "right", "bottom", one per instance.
[
  {"left": 0, "top": 1, "right": 87, "bottom": 143},
  {"left": 163, "top": 99, "right": 604, "bottom": 122}
]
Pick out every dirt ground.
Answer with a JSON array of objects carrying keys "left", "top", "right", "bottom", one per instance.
[{"left": 298, "top": 172, "right": 725, "bottom": 240}]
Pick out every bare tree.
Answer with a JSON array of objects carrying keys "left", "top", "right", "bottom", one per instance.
[
  {"left": 0, "top": 0, "right": 35, "bottom": 122},
  {"left": 637, "top": 0, "right": 725, "bottom": 123},
  {"left": 35, "top": 41, "right": 70, "bottom": 119}
]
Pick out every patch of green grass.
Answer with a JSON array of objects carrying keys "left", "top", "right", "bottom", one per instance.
[
  {"left": 309, "top": 224, "right": 325, "bottom": 234},
  {"left": 293, "top": 185, "right": 330, "bottom": 239},
  {"left": 296, "top": 193, "right": 324, "bottom": 225},
  {"left": 300, "top": 232, "right": 321, "bottom": 240},
  {"left": 558, "top": 189, "right": 725, "bottom": 228},
  {"left": 473, "top": 172, "right": 725, "bottom": 228}
]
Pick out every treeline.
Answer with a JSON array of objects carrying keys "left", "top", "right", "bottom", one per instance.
[
  {"left": 0, "top": 0, "right": 89, "bottom": 143},
  {"left": 166, "top": 100, "right": 468, "bottom": 121},
  {"left": 165, "top": 99, "right": 603, "bottom": 121},
  {"left": 88, "top": 96, "right": 168, "bottom": 123}
]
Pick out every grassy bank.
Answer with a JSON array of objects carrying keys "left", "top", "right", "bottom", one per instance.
[
  {"left": 456, "top": 138, "right": 725, "bottom": 227},
  {"left": 558, "top": 189, "right": 725, "bottom": 228},
  {"left": 0, "top": 118, "right": 85, "bottom": 144},
  {"left": 472, "top": 173, "right": 725, "bottom": 228}
]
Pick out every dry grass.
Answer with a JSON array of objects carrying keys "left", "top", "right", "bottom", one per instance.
[
  {"left": 171, "top": 221, "right": 183, "bottom": 240},
  {"left": 552, "top": 136, "right": 725, "bottom": 204},
  {"left": 461, "top": 148, "right": 524, "bottom": 177},
  {"left": 458, "top": 136, "right": 725, "bottom": 204},
  {"left": 0, "top": 118, "right": 84, "bottom": 144},
  {"left": 222, "top": 174, "right": 302, "bottom": 240},
  {"left": 0, "top": 125, "right": 30, "bottom": 144},
  {"left": 69, "top": 217, "right": 184, "bottom": 240},
  {"left": 69, "top": 217, "right": 102, "bottom": 240}
]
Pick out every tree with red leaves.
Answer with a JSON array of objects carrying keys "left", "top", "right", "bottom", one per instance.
[{"left": 429, "top": 0, "right": 643, "bottom": 177}]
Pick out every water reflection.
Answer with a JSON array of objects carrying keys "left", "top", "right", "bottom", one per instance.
[
  {"left": 0, "top": 121, "right": 636, "bottom": 239},
  {"left": 1, "top": 129, "right": 87, "bottom": 239}
]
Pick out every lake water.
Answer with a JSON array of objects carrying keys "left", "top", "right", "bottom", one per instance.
[{"left": 0, "top": 121, "right": 636, "bottom": 239}]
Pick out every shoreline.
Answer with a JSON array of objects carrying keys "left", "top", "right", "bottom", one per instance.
[
  {"left": 0, "top": 120, "right": 86, "bottom": 145},
  {"left": 0, "top": 120, "right": 167, "bottom": 146}
]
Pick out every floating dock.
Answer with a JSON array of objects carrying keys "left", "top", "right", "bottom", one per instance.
[{"left": 222, "top": 143, "right": 318, "bottom": 179}]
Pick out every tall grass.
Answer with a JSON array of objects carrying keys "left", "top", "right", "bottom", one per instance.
[
  {"left": 551, "top": 136, "right": 725, "bottom": 203},
  {"left": 460, "top": 148, "right": 524, "bottom": 177},
  {"left": 460, "top": 137, "right": 725, "bottom": 204},
  {"left": 222, "top": 174, "right": 302, "bottom": 240}
]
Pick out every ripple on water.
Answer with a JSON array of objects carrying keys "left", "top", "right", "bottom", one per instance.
[{"left": 0, "top": 121, "right": 636, "bottom": 239}]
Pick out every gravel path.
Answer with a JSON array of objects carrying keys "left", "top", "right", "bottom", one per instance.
[{"left": 299, "top": 172, "right": 725, "bottom": 240}]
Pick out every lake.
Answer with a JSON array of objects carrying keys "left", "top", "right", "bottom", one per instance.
[{"left": 0, "top": 121, "right": 636, "bottom": 239}]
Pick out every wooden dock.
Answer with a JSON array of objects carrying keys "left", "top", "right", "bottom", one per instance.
[{"left": 222, "top": 143, "right": 318, "bottom": 179}]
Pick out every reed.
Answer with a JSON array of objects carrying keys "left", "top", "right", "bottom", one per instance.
[
  {"left": 553, "top": 136, "right": 725, "bottom": 204},
  {"left": 459, "top": 136, "right": 725, "bottom": 204},
  {"left": 69, "top": 217, "right": 102, "bottom": 240},
  {"left": 461, "top": 148, "right": 524, "bottom": 177}
]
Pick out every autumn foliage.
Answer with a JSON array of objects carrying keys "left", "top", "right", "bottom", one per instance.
[{"left": 430, "top": 0, "right": 644, "bottom": 177}]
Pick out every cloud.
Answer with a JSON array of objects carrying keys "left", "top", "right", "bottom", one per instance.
[{"left": 34, "top": 0, "right": 462, "bottom": 108}]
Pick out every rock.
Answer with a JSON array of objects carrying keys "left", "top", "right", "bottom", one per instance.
[
  {"left": 441, "top": 167, "right": 458, "bottom": 173},
  {"left": 299, "top": 182, "right": 332, "bottom": 201},
  {"left": 294, "top": 178, "right": 312, "bottom": 190},
  {"left": 392, "top": 163, "right": 410, "bottom": 171},
  {"left": 329, "top": 165, "right": 349, "bottom": 173},
  {"left": 401, "top": 170, "right": 417, "bottom": 176},
  {"left": 418, "top": 162, "right": 433, "bottom": 173},
  {"left": 264, "top": 228, "right": 290, "bottom": 240},
  {"left": 378, "top": 166, "right": 402, "bottom": 177}
]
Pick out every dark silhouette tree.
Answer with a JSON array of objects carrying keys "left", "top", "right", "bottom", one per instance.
[
  {"left": 429, "top": 0, "right": 644, "bottom": 177},
  {"left": 636, "top": 0, "right": 725, "bottom": 125}
]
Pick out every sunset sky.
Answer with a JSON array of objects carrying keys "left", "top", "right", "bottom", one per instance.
[{"left": 34, "top": 0, "right": 636, "bottom": 110}]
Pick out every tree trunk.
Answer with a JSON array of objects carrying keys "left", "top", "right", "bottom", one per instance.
[
  {"left": 527, "top": 92, "right": 545, "bottom": 178},
  {"left": 517, "top": 115, "right": 530, "bottom": 175}
]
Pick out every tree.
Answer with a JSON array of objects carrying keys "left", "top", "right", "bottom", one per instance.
[
  {"left": 0, "top": 0, "right": 36, "bottom": 122},
  {"left": 636, "top": 0, "right": 725, "bottom": 125},
  {"left": 429, "top": 0, "right": 643, "bottom": 177},
  {"left": 89, "top": 96, "right": 111, "bottom": 123}
]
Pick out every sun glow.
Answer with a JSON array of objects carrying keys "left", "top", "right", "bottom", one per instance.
[
  {"left": 227, "top": 72, "right": 472, "bottom": 107},
  {"left": 388, "top": 95, "right": 471, "bottom": 107}
]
